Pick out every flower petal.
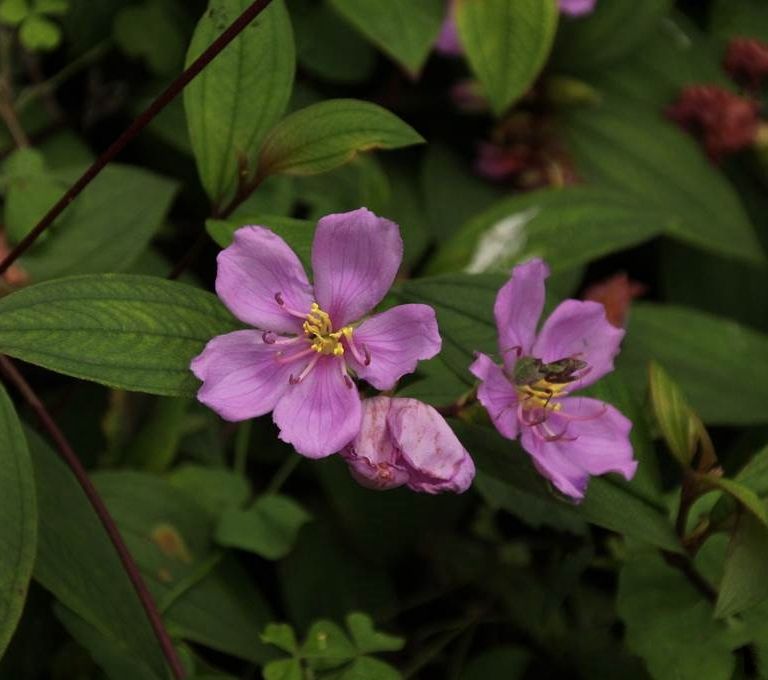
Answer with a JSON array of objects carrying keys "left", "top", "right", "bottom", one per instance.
[
  {"left": 216, "top": 226, "right": 313, "bottom": 333},
  {"left": 435, "top": 0, "right": 462, "bottom": 55},
  {"left": 312, "top": 208, "right": 403, "bottom": 327},
  {"left": 341, "top": 397, "right": 410, "bottom": 490},
  {"left": 520, "top": 398, "right": 636, "bottom": 501},
  {"left": 191, "top": 330, "right": 296, "bottom": 421},
  {"left": 559, "top": 0, "right": 596, "bottom": 17},
  {"left": 469, "top": 353, "right": 520, "bottom": 440},
  {"left": 494, "top": 258, "right": 549, "bottom": 368},
  {"left": 347, "top": 304, "right": 441, "bottom": 390},
  {"left": 273, "top": 356, "right": 362, "bottom": 459},
  {"left": 532, "top": 299, "right": 624, "bottom": 390},
  {"left": 388, "top": 399, "right": 475, "bottom": 493}
]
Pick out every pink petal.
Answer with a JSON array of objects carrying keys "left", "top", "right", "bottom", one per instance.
[
  {"left": 435, "top": 0, "right": 462, "bottom": 56},
  {"left": 532, "top": 300, "right": 624, "bottom": 390},
  {"left": 495, "top": 258, "right": 549, "bottom": 369},
  {"left": 311, "top": 208, "right": 403, "bottom": 327},
  {"left": 341, "top": 397, "right": 410, "bottom": 490},
  {"left": 191, "top": 330, "right": 296, "bottom": 421},
  {"left": 469, "top": 353, "right": 520, "bottom": 440},
  {"left": 388, "top": 398, "right": 475, "bottom": 493},
  {"left": 273, "top": 356, "right": 362, "bottom": 459},
  {"left": 559, "top": 0, "right": 597, "bottom": 17},
  {"left": 520, "top": 398, "right": 636, "bottom": 501},
  {"left": 347, "top": 304, "right": 441, "bottom": 390},
  {"left": 216, "top": 226, "right": 313, "bottom": 333}
]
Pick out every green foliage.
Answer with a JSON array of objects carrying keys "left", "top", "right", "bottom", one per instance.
[
  {"left": 0, "top": 274, "right": 238, "bottom": 395},
  {"left": 455, "top": 0, "right": 558, "bottom": 116},
  {"left": 258, "top": 99, "right": 424, "bottom": 178},
  {"left": 216, "top": 494, "right": 311, "bottom": 560},
  {"left": 184, "top": 0, "right": 295, "bottom": 205},
  {"left": 328, "top": 0, "right": 443, "bottom": 74},
  {"left": 0, "top": 0, "right": 69, "bottom": 51},
  {"left": 262, "top": 613, "right": 403, "bottom": 680},
  {"left": 0, "top": 385, "right": 36, "bottom": 659}
]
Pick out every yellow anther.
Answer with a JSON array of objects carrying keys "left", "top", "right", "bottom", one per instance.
[{"left": 303, "top": 303, "right": 353, "bottom": 356}]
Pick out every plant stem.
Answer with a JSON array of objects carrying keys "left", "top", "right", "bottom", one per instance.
[
  {"left": 0, "top": 0, "right": 277, "bottom": 277},
  {"left": 233, "top": 420, "right": 252, "bottom": 476},
  {"left": 267, "top": 454, "right": 302, "bottom": 495},
  {"left": 0, "top": 29, "right": 29, "bottom": 148},
  {"left": 0, "top": 356, "right": 187, "bottom": 679}
]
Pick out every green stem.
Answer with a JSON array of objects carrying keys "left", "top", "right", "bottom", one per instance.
[
  {"left": 267, "top": 454, "right": 302, "bottom": 495},
  {"left": 233, "top": 420, "right": 252, "bottom": 476}
]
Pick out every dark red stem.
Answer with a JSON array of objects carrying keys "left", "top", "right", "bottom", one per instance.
[
  {"left": 0, "top": 356, "right": 187, "bottom": 680},
  {"left": 0, "top": 0, "right": 276, "bottom": 277}
]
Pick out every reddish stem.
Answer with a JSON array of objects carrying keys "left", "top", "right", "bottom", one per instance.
[
  {"left": 0, "top": 356, "right": 187, "bottom": 680},
  {"left": 0, "top": 0, "right": 276, "bottom": 277}
]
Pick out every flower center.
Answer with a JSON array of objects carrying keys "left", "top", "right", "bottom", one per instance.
[
  {"left": 303, "top": 303, "right": 353, "bottom": 356},
  {"left": 512, "top": 355, "right": 588, "bottom": 412}
]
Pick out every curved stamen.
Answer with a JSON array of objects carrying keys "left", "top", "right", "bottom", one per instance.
[
  {"left": 289, "top": 354, "right": 320, "bottom": 384},
  {"left": 275, "top": 346, "right": 314, "bottom": 366},
  {"left": 262, "top": 331, "right": 302, "bottom": 346},
  {"left": 274, "top": 292, "right": 310, "bottom": 320},
  {"left": 339, "top": 357, "right": 354, "bottom": 388},
  {"left": 501, "top": 345, "right": 523, "bottom": 358},
  {"left": 557, "top": 403, "right": 608, "bottom": 422},
  {"left": 534, "top": 420, "right": 578, "bottom": 443},
  {"left": 345, "top": 334, "right": 371, "bottom": 366},
  {"left": 519, "top": 403, "right": 547, "bottom": 427}
]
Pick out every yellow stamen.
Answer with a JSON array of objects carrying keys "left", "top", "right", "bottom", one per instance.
[
  {"left": 517, "top": 378, "right": 569, "bottom": 411},
  {"left": 303, "top": 303, "right": 353, "bottom": 356}
]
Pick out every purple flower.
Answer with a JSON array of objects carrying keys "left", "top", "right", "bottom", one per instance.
[
  {"left": 191, "top": 208, "right": 442, "bottom": 459},
  {"left": 341, "top": 397, "right": 475, "bottom": 493},
  {"left": 469, "top": 259, "right": 636, "bottom": 500},
  {"left": 559, "top": 0, "right": 597, "bottom": 17},
  {"left": 435, "top": 0, "right": 597, "bottom": 57}
]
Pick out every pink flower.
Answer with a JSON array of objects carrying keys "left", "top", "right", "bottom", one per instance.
[
  {"left": 435, "top": 0, "right": 597, "bottom": 56},
  {"left": 191, "top": 208, "right": 442, "bottom": 459},
  {"left": 341, "top": 397, "right": 475, "bottom": 493},
  {"left": 469, "top": 259, "right": 636, "bottom": 500}
]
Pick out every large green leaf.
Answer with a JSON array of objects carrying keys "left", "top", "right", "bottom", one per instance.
[
  {"left": 258, "top": 99, "right": 424, "bottom": 178},
  {"left": 461, "top": 423, "right": 680, "bottom": 551},
  {"left": 0, "top": 274, "right": 238, "bottom": 396},
  {"left": 20, "top": 164, "right": 178, "bottom": 281},
  {"left": 455, "top": 0, "right": 558, "bottom": 115},
  {"left": 621, "top": 304, "right": 768, "bottom": 424},
  {"left": 0, "top": 384, "right": 36, "bottom": 659},
  {"left": 28, "top": 430, "right": 169, "bottom": 679},
  {"left": 562, "top": 102, "right": 764, "bottom": 263},
  {"left": 328, "top": 0, "right": 443, "bottom": 74},
  {"left": 184, "top": 0, "right": 295, "bottom": 205},
  {"left": 554, "top": 0, "right": 674, "bottom": 73},
  {"left": 428, "top": 186, "right": 664, "bottom": 275},
  {"left": 618, "top": 551, "right": 736, "bottom": 680},
  {"left": 93, "top": 471, "right": 274, "bottom": 662}
]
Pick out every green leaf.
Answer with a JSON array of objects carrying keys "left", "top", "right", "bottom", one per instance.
[
  {"left": 0, "top": 384, "right": 36, "bottom": 659},
  {"left": 618, "top": 551, "right": 735, "bottom": 680},
  {"left": 715, "top": 513, "right": 768, "bottom": 618},
  {"left": 329, "top": 0, "right": 443, "bottom": 74},
  {"left": 622, "top": 304, "right": 768, "bottom": 424},
  {"left": 333, "top": 656, "right": 401, "bottom": 680},
  {"left": 206, "top": 214, "right": 313, "bottom": 267},
  {"left": 113, "top": 0, "right": 186, "bottom": 76},
  {"left": 2, "top": 148, "right": 66, "bottom": 244},
  {"left": 93, "top": 471, "right": 274, "bottom": 662},
  {"left": 0, "top": 274, "right": 238, "bottom": 396},
  {"left": 302, "top": 620, "right": 356, "bottom": 664},
  {"left": 0, "top": 0, "right": 29, "bottom": 25},
  {"left": 649, "top": 362, "right": 706, "bottom": 468},
  {"left": 703, "top": 477, "right": 768, "bottom": 529},
  {"left": 291, "top": 0, "right": 375, "bottom": 84},
  {"left": 428, "top": 186, "right": 664, "bottom": 275},
  {"left": 169, "top": 465, "right": 250, "bottom": 516},
  {"left": 20, "top": 164, "right": 178, "bottom": 281},
  {"left": 184, "top": 0, "right": 295, "bottom": 205},
  {"left": 28, "top": 431, "right": 169, "bottom": 679},
  {"left": 710, "top": 0, "right": 768, "bottom": 43},
  {"left": 458, "top": 422, "right": 681, "bottom": 551},
  {"left": 264, "top": 658, "right": 303, "bottom": 680},
  {"left": 261, "top": 623, "right": 299, "bottom": 654},
  {"left": 456, "top": 0, "right": 558, "bottom": 116},
  {"left": 123, "top": 397, "right": 190, "bottom": 473},
  {"left": 345, "top": 613, "right": 404, "bottom": 655},
  {"left": 215, "top": 494, "right": 311, "bottom": 560},
  {"left": 562, "top": 102, "right": 764, "bottom": 263},
  {"left": 554, "top": 0, "right": 674, "bottom": 72},
  {"left": 258, "top": 99, "right": 423, "bottom": 178},
  {"left": 19, "top": 13, "right": 60, "bottom": 50},
  {"left": 34, "top": 0, "right": 68, "bottom": 15}
]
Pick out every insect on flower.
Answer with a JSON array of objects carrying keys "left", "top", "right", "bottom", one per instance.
[{"left": 470, "top": 258, "right": 637, "bottom": 500}]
